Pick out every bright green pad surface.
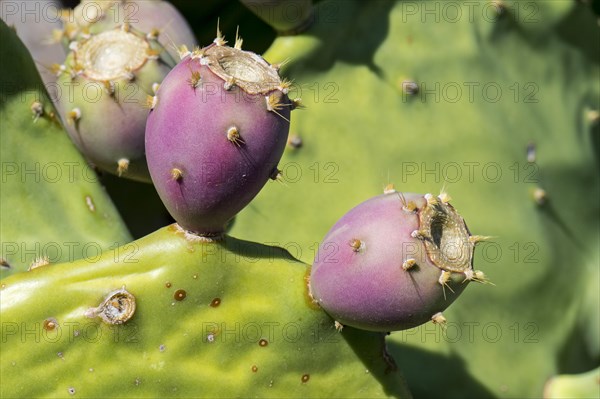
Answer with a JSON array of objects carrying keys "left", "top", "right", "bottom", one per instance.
[{"left": 0, "top": 225, "right": 410, "bottom": 398}]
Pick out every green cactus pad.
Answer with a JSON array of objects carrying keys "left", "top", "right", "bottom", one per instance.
[
  {"left": 230, "top": 0, "right": 600, "bottom": 397},
  {"left": 239, "top": 0, "right": 314, "bottom": 34},
  {"left": 0, "top": 225, "right": 410, "bottom": 398},
  {"left": 0, "top": 20, "right": 131, "bottom": 279},
  {"left": 543, "top": 367, "right": 600, "bottom": 399}
]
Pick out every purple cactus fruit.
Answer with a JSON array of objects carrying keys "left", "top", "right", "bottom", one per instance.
[
  {"left": 145, "top": 30, "right": 295, "bottom": 236},
  {"left": 309, "top": 188, "right": 491, "bottom": 332},
  {"left": 55, "top": 24, "right": 173, "bottom": 181}
]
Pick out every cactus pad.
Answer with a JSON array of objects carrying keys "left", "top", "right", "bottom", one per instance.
[{"left": 0, "top": 226, "right": 411, "bottom": 398}]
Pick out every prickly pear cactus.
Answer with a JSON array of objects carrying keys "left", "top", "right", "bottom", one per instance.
[
  {"left": 145, "top": 28, "right": 294, "bottom": 235},
  {"left": 0, "top": 19, "right": 131, "bottom": 279},
  {"left": 0, "top": 225, "right": 411, "bottom": 398},
  {"left": 3, "top": 0, "right": 599, "bottom": 397},
  {"left": 309, "top": 191, "right": 488, "bottom": 332},
  {"left": 230, "top": 0, "right": 600, "bottom": 397}
]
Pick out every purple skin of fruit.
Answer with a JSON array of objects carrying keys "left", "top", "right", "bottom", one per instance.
[
  {"left": 309, "top": 191, "right": 484, "bottom": 332},
  {"left": 145, "top": 42, "right": 292, "bottom": 235}
]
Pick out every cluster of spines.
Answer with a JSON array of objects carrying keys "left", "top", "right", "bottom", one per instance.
[{"left": 30, "top": 101, "right": 59, "bottom": 124}]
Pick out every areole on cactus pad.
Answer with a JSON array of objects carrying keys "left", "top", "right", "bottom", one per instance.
[{"left": 145, "top": 27, "right": 298, "bottom": 236}]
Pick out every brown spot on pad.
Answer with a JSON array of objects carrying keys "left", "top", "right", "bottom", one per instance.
[
  {"left": 43, "top": 318, "right": 58, "bottom": 331},
  {"left": 174, "top": 289, "right": 187, "bottom": 301}
]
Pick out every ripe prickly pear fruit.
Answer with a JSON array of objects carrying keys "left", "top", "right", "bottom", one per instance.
[
  {"left": 309, "top": 189, "right": 490, "bottom": 332},
  {"left": 55, "top": 24, "right": 173, "bottom": 181},
  {"left": 145, "top": 29, "right": 294, "bottom": 236}
]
